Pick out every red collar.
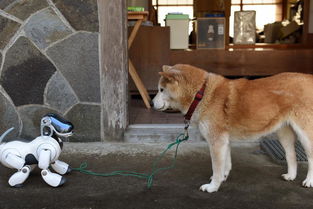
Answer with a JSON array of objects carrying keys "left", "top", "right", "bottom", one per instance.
[{"left": 184, "top": 81, "right": 207, "bottom": 123}]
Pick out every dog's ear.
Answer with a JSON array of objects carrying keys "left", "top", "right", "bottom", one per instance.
[
  {"left": 159, "top": 72, "right": 171, "bottom": 79},
  {"left": 162, "top": 65, "right": 172, "bottom": 72},
  {"left": 158, "top": 71, "right": 180, "bottom": 83}
]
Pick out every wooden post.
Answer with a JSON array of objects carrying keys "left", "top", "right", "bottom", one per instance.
[{"left": 98, "top": 0, "right": 128, "bottom": 141}]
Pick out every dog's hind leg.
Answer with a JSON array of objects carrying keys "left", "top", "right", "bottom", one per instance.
[
  {"left": 277, "top": 125, "right": 297, "bottom": 181},
  {"left": 290, "top": 121, "right": 313, "bottom": 187}
]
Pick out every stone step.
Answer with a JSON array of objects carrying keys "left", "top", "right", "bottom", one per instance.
[
  {"left": 124, "top": 124, "right": 204, "bottom": 143},
  {"left": 124, "top": 124, "right": 262, "bottom": 147}
]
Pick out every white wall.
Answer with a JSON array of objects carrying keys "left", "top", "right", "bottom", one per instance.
[{"left": 309, "top": 0, "right": 313, "bottom": 33}]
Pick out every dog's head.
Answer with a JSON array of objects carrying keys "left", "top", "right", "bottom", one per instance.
[
  {"left": 41, "top": 113, "right": 74, "bottom": 138},
  {"left": 151, "top": 64, "right": 208, "bottom": 114}
]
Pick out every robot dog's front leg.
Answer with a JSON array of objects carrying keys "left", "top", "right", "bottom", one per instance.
[
  {"left": 51, "top": 160, "right": 71, "bottom": 175},
  {"left": 38, "top": 149, "right": 66, "bottom": 187},
  {"left": 4, "top": 153, "right": 31, "bottom": 187}
]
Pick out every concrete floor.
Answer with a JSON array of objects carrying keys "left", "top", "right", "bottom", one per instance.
[{"left": 1, "top": 142, "right": 313, "bottom": 209}]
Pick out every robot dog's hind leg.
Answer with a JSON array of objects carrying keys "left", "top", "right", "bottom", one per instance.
[
  {"left": 4, "top": 153, "right": 31, "bottom": 187},
  {"left": 51, "top": 160, "right": 71, "bottom": 175},
  {"left": 8, "top": 166, "right": 31, "bottom": 187},
  {"left": 38, "top": 149, "right": 66, "bottom": 187}
]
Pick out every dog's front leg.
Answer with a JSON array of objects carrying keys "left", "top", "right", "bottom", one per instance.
[
  {"left": 224, "top": 143, "right": 232, "bottom": 181},
  {"left": 200, "top": 132, "right": 229, "bottom": 193}
]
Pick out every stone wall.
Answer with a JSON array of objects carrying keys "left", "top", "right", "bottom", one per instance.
[{"left": 0, "top": 0, "right": 101, "bottom": 142}]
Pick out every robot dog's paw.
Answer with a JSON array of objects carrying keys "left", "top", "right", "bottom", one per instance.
[
  {"left": 13, "top": 184, "right": 23, "bottom": 188},
  {"left": 51, "top": 160, "right": 71, "bottom": 175},
  {"left": 41, "top": 169, "right": 66, "bottom": 187},
  {"left": 59, "top": 176, "right": 66, "bottom": 186},
  {"left": 66, "top": 167, "right": 72, "bottom": 174},
  {"left": 8, "top": 166, "right": 31, "bottom": 187}
]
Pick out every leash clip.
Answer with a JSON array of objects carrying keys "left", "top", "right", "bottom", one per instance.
[{"left": 184, "top": 119, "right": 190, "bottom": 138}]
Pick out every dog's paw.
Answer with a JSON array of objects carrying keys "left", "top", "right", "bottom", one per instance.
[
  {"left": 223, "top": 173, "right": 230, "bottom": 181},
  {"left": 282, "top": 173, "right": 296, "bottom": 181},
  {"left": 199, "top": 183, "right": 219, "bottom": 193},
  {"left": 302, "top": 178, "right": 313, "bottom": 187}
]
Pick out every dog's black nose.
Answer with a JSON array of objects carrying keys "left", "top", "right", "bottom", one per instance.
[{"left": 150, "top": 100, "right": 154, "bottom": 108}]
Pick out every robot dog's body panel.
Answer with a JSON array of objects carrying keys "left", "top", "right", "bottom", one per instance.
[
  {"left": 0, "top": 136, "right": 61, "bottom": 169},
  {"left": 0, "top": 113, "right": 73, "bottom": 187}
]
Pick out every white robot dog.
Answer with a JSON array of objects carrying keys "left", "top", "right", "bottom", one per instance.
[{"left": 0, "top": 113, "right": 74, "bottom": 187}]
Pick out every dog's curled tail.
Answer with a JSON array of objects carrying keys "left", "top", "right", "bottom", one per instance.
[{"left": 0, "top": 127, "right": 14, "bottom": 143}]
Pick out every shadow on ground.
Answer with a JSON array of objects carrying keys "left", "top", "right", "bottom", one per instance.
[{"left": 0, "top": 144, "right": 312, "bottom": 209}]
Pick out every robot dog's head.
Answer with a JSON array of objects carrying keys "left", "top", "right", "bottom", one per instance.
[{"left": 41, "top": 113, "right": 74, "bottom": 137}]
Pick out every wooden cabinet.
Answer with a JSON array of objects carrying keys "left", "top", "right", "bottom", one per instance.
[
  {"left": 128, "top": 26, "right": 170, "bottom": 92},
  {"left": 129, "top": 25, "right": 313, "bottom": 92}
]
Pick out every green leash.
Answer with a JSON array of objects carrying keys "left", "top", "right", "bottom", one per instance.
[{"left": 72, "top": 132, "right": 189, "bottom": 188}]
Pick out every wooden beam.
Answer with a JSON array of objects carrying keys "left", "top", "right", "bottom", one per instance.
[
  {"left": 128, "top": 19, "right": 143, "bottom": 49},
  {"left": 127, "top": 11, "right": 152, "bottom": 109},
  {"left": 129, "top": 60, "right": 151, "bottom": 108}
]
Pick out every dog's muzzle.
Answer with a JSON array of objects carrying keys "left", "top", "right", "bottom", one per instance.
[{"left": 150, "top": 100, "right": 154, "bottom": 108}]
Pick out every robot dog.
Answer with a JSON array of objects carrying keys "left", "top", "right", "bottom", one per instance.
[{"left": 0, "top": 113, "right": 73, "bottom": 187}]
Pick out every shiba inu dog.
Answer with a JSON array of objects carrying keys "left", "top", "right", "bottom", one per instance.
[{"left": 151, "top": 64, "right": 313, "bottom": 193}]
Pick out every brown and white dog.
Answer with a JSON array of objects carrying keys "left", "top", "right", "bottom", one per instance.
[{"left": 151, "top": 64, "right": 313, "bottom": 193}]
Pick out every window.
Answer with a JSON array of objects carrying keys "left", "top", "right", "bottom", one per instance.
[
  {"left": 152, "top": 0, "right": 194, "bottom": 32},
  {"left": 230, "top": 0, "right": 283, "bottom": 37}
]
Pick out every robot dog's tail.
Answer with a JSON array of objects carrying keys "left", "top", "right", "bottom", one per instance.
[{"left": 0, "top": 127, "right": 14, "bottom": 143}]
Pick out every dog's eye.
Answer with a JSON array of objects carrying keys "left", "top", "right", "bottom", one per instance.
[{"left": 160, "top": 88, "right": 164, "bottom": 92}]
